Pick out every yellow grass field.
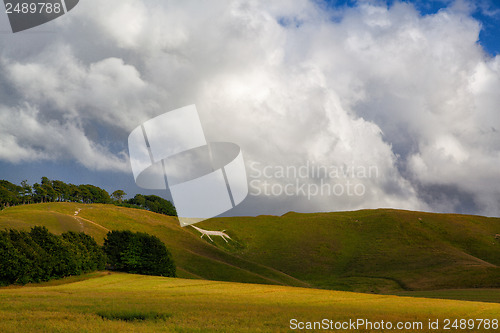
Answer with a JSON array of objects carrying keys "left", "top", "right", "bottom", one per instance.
[{"left": 0, "top": 272, "right": 498, "bottom": 332}]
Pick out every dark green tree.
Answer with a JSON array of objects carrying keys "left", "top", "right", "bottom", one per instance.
[
  {"left": 103, "top": 230, "right": 176, "bottom": 277},
  {"left": 33, "top": 183, "right": 47, "bottom": 203},
  {"left": 7, "top": 229, "right": 48, "bottom": 283},
  {"left": 0, "top": 231, "right": 26, "bottom": 285},
  {"left": 0, "top": 180, "right": 22, "bottom": 207},
  {"left": 1, "top": 228, "right": 106, "bottom": 286},
  {"left": 20, "top": 180, "right": 32, "bottom": 204},
  {"left": 62, "top": 231, "right": 106, "bottom": 273},
  {"left": 111, "top": 190, "right": 126, "bottom": 203},
  {"left": 126, "top": 194, "right": 176, "bottom": 216},
  {"left": 52, "top": 180, "right": 69, "bottom": 202}
]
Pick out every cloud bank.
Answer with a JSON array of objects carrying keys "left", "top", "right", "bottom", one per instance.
[{"left": 0, "top": 0, "right": 499, "bottom": 216}]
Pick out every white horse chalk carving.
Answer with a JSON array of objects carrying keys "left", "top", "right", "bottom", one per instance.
[{"left": 191, "top": 225, "right": 231, "bottom": 243}]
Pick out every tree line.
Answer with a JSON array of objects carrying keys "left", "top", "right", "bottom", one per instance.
[
  {"left": 0, "top": 227, "right": 176, "bottom": 286},
  {"left": 0, "top": 227, "right": 106, "bottom": 285},
  {"left": 0, "top": 178, "right": 176, "bottom": 216},
  {"left": 117, "top": 194, "right": 177, "bottom": 217}
]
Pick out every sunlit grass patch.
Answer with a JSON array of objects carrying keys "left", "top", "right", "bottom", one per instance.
[{"left": 0, "top": 273, "right": 499, "bottom": 332}]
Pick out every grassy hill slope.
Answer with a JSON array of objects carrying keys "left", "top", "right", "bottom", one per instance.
[
  {"left": 0, "top": 272, "right": 499, "bottom": 333},
  {"left": 203, "top": 209, "right": 500, "bottom": 292},
  {"left": 0, "top": 203, "right": 306, "bottom": 288},
  {"left": 1, "top": 203, "right": 499, "bottom": 293}
]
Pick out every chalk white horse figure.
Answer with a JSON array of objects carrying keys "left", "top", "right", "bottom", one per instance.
[{"left": 191, "top": 225, "right": 231, "bottom": 243}]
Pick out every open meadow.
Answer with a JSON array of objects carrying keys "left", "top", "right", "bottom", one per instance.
[{"left": 0, "top": 272, "right": 499, "bottom": 332}]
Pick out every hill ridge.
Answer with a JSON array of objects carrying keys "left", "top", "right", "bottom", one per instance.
[{"left": 1, "top": 202, "right": 499, "bottom": 293}]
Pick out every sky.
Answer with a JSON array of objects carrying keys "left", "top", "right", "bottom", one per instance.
[{"left": 0, "top": 0, "right": 499, "bottom": 217}]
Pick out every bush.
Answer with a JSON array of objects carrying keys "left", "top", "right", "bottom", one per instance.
[
  {"left": 0, "top": 231, "right": 26, "bottom": 285},
  {"left": 7, "top": 229, "right": 49, "bottom": 283},
  {"left": 0, "top": 227, "right": 106, "bottom": 286},
  {"left": 103, "top": 230, "right": 176, "bottom": 277},
  {"left": 62, "top": 231, "right": 107, "bottom": 273},
  {"left": 125, "top": 194, "right": 177, "bottom": 216}
]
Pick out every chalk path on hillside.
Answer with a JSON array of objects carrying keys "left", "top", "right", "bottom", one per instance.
[
  {"left": 73, "top": 214, "right": 110, "bottom": 232},
  {"left": 49, "top": 208, "right": 112, "bottom": 233}
]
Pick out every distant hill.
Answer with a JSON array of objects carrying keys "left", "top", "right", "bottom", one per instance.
[{"left": 0, "top": 203, "right": 499, "bottom": 293}]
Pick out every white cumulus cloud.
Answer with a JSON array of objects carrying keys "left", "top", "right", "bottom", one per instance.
[{"left": 0, "top": 0, "right": 498, "bottom": 216}]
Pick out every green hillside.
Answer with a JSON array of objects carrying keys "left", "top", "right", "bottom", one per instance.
[
  {"left": 1, "top": 203, "right": 499, "bottom": 294},
  {"left": 204, "top": 209, "right": 500, "bottom": 292},
  {"left": 0, "top": 203, "right": 306, "bottom": 288},
  {"left": 0, "top": 273, "right": 499, "bottom": 333}
]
